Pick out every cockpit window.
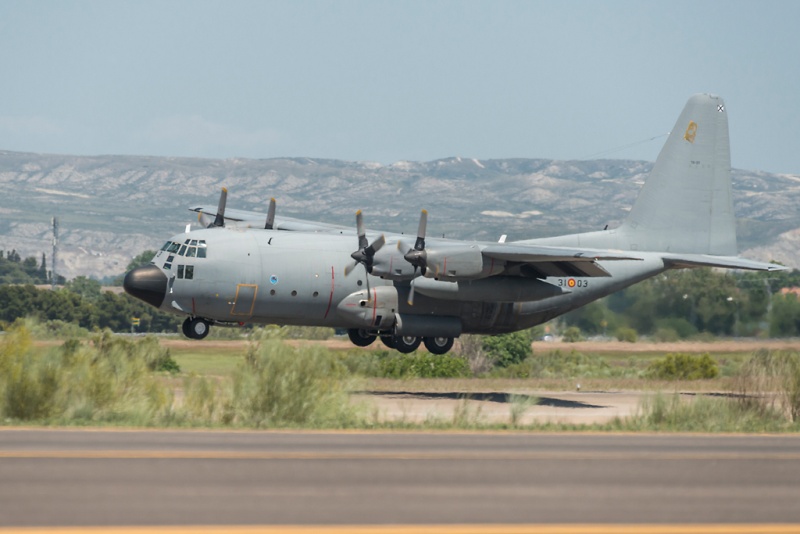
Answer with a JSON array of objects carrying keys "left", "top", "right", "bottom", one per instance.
[
  {"left": 190, "top": 240, "right": 197, "bottom": 246},
  {"left": 186, "top": 247, "right": 197, "bottom": 258},
  {"left": 160, "top": 241, "right": 171, "bottom": 251},
  {"left": 167, "top": 242, "right": 181, "bottom": 253},
  {"left": 178, "top": 245, "right": 187, "bottom": 256}
]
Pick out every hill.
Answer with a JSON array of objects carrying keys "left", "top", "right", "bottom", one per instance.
[{"left": 2, "top": 150, "right": 798, "bottom": 280}]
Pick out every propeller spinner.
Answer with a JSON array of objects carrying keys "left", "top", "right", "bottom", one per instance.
[{"left": 344, "top": 210, "right": 386, "bottom": 277}]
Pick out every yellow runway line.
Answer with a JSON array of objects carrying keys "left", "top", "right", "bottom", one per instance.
[{"left": 2, "top": 450, "right": 800, "bottom": 461}]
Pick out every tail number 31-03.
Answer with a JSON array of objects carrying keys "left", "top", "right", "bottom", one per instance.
[{"left": 558, "top": 278, "right": 588, "bottom": 288}]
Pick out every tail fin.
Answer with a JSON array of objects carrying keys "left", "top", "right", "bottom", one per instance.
[{"left": 619, "top": 93, "right": 737, "bottom": 255}]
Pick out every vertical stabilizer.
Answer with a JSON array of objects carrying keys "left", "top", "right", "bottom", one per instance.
[{"left": 619, "top": 94, "right": 737, "bottom": 255}]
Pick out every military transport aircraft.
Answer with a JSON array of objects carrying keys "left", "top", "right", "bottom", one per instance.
[{"left": 124, "top": 94, "right": 783, "bottom": 354}]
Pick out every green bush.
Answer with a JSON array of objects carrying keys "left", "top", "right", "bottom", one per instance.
[
  {"left": 0, "top": 324, "right": 174, "bottom": 424},
  {"left": 562, "top": 326, "right": 583, "bottom": 343},
  {"left": 614, "top": 326, "right": 638, "bottom": 343},
  {"left": 646, "top": 353, "right": 719, "bottom": 380},
  {"left": 483, "top": 331, "right": 532, "bottom": 367},
  {"left": 735, "top": 350, "right": 800, "bottom": 422},
  {"left": 617, "top": 392, "right": 790, "bottom": 432},
  {"left": 378, "top": 352, "right": 471, "bottom": 378},
  {"left": 654, "top": 317, "right": 697, "bottom": 339},
  {"left": 228, "top": 328, "right": 362, "bottom": 427}
]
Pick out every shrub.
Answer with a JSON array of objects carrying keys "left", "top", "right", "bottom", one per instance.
[
  {"left": 378, "top": 352, "right": 471, "bottom": 379},
  {"left": 455, "top": 335, "right": 493, "bottom": 374},
  {"left": 617, "top": 392, "right": 789, "bottom": 432},
  {"left": 735, "top": 350, "right": 800, "bottom": 422},
  {"left": 646, "top": 353, "right": 719, "bottom": 380},
  {"left": 483, "top": 331, "right": 532, "bottom": 367},
  {"left": 0, "top": 324, "right": 174, "bottom": 424},
  {"left": 614, "top": 326, "right": 638, "bottom": 343},
  {"left": 562, "top": 326, "right": 583, "bottom": 343},
  {"left": 229, "top": 328, "right": 362, "bottom": 427}
]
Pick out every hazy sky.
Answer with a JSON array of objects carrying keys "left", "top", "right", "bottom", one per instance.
[{"left": 1, "top": 1, "right": 798, "bottom": 173}]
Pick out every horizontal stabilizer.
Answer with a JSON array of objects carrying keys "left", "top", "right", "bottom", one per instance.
[{"left": 662, "top": 254, "right": 786, "bottom": 272}]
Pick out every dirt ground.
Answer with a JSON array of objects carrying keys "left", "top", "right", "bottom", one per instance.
[{"left": 355, "top": 389, "right": 645, "bottom": 426}]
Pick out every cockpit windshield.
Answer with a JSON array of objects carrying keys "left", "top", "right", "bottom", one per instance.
[{"left": 162, "top": 239, "right": 207, "bottom": 258}]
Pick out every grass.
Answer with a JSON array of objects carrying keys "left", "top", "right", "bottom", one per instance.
[
  {"left": 3, "top": 322, "right": 800, "bottom": 432},
  {"left": 170, "top": 346, "right": 245, "bottom": 376}
]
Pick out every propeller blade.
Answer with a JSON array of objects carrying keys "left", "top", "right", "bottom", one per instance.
[
  {"left": 364, "top": 234, "right": 385, "bottom": 257},
  {"left": 414, "top": 209, "right": 427, "bottom": 251},
  {"left": 198, "top": 212, "right": 214, "bottom": 227},
  {"left": 265, "top": 197, "right": 276, "bottom": 229},
  {"left": 212, "top": 187, "right": 227, "bottom": 228},
  {"left": 344, "top": 260, "right": 359, "bottom": 276},
  {"left": 355, "top": 210, "right": 368, "bottom": 250}
]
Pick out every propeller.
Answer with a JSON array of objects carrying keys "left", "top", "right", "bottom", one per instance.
[
  {"left": 344, "top": 210, "right": 386, "bottom": 279},
  {"left": 265, "top": 197, "right": 276, "bottom": 230},
  {"left": 399, "top": 209, "right": 428, "bottom": 305}
]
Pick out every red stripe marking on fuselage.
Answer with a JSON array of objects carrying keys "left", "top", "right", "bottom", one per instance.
[
  {"left": 323, "top": 266, "right": 335, "bottom": 319},
  {"left": 371, "top": 287, "right": 378, "bottom": 326}
]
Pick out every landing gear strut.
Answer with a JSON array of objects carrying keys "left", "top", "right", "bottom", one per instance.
[{"left": 182, "top": 317, "right": 210, "bottom": 340}]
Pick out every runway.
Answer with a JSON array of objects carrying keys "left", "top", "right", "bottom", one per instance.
[{"left": 1, "top": 429, "right": 800, "bottom": 530}]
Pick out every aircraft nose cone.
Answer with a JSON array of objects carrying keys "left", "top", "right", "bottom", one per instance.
[{"left": 123, "top": 264, "right": 168, "bottom": 308}]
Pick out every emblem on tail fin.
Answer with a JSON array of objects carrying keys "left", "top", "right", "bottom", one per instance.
[{"left": 683, "top": 121, "right": 697, "bottom": 143}]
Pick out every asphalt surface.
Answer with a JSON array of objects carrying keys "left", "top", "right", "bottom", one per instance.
[{"left": 1, "top": 429, "right": 800, "bottom": 527}]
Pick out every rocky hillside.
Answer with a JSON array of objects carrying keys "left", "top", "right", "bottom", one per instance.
[{"left": 1, "top": 150, "right": 798, "bottom": 280}]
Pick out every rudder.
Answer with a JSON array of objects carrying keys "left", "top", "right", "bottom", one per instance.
[{"left": 619, "top": 93, "right": 737, "bottom": 255}]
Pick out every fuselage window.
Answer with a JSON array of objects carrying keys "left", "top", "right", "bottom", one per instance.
[
  {"left": 178, "top": 245, "right": 187, "bottom": 256},
  {"left": 186, "top": 247, "right": 197, "bottom": 258},
  {"left": 185, "top": 265, "right": 194, "bottom": 279},
  {"left": 177, "top": 265, "right": 184, "bottom": 279}
]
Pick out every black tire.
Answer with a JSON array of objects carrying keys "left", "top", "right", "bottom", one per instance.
[
  {"left": 347, "top": 328, "right": 376, "bottom": 347},
  {"left": 393, "top": 335, "right": 421, "bottom": 354},
  {"left": 188, "top": 317, "right": 210, "bottom": 340},
  {"left": 181, "top": 317, "right": 193, "bottom": 338},
  {"left": 380, "top": 336, "right": 396, "bottom": 349},
  {"left": 424, "top": 336, "right": 454, "bottom": 355}
]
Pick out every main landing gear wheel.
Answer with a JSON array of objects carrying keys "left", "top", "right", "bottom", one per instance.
[
  {"left": 393, "top": 335, "right": 421, "bottom": 354},
  {"left": 183, "top": 317, "right": 210, "bottom": 340},
  {"left": 347, "top": 329, "right": 376, "bottom": 347},
  {"left": 380, "top": 336, "right": 396, "bottom": 349},
  {"left": 424, "top": 336, "right": 454, "bottom": 355}
]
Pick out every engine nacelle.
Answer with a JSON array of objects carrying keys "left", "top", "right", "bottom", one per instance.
[
  {"left": 369, "top": 246, "right": 417, "bottom": 281},
  {"left": 413, "top": 276, "right": 567, "bottom": 302},
  {"left": 336, "top": 285, "right": 398, "bottom": 329},
  {"left": 424, "top": 245, "right": 485, "bottom": 281}
]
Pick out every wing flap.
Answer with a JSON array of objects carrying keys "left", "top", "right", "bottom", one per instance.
[{"left": 481, "top": 243, "right": 642, "bottom": 279}]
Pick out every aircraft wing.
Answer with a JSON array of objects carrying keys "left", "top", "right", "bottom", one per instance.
[
  {"left": 480, "top": 243, "right": 643, "bottom": 278},
  {"left": 189, "top": 205, "right": 351, "bottom": 233},
  {"left": 661, "top": 253, "right": 787, "bottom": 272}
]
